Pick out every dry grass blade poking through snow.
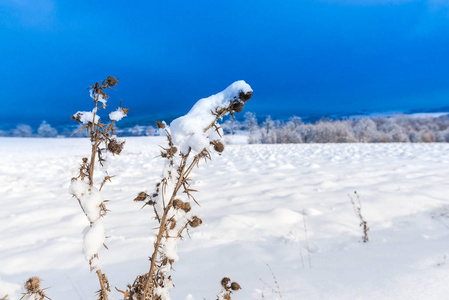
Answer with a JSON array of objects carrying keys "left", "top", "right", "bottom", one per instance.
[
  {"left": 348, "top": 191, "right": 369, "bottom": 243},
  {"left": 69, "top": 76, "right": 128, "bottom": 300},
  {"left": 126, "top": 81, "right": 253, "bottom": 300}
]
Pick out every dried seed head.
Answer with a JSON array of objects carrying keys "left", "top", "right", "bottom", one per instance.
[
  {"left": 173, "top": 199, "right": 183, "bottom": 209},
  {"left": 173, "top": 200, "right": 191, "bottom": 212},
  {"left": 71, "top": 114, "right": 81, "bottom": 122},
  {"left": 155, "top": 121, "right": 165, "bottom": 129},
  {"left": 231, "top": 102, "right": 244, "bottom": 113},
  {"left": 134, "top": 192, "right": 148, "bottom": 202},
  {"left": 230, "top": 282, "right": 241, "bottom": 291},
  {"left": 82, "top": 157, "right": 88, "bottom": 163},
  {"left": 183, "top": 202, "right": 192, "bottom": 213},
  {"left": 211, "top": 140, "right": 224, "bottom": 153},
  {"left": 108, "top": 138, "right": 124, "bottom": 155},
  {"left": 239, "top": 91, "right": 252, "bottom": 102},
  {"left": 24, "top": 277, "right": 42, "bottom": 293},
  {"left": 221, "top": 277, "right": 231, "bottom": 288},
  {"left": 224, "top": 294, "right": 231, "bottom": 300},
  {"left": 121, "top": 107, "right": 130, "bottom": 115},
  {"left": 106, "top": 76, "right": 119, "bottom": 87},
  {"left": 189, "top": 216, "right": 202, "bottom": 228}
]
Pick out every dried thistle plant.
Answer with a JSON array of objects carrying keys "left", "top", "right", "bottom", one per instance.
[
  {"left": 123, "top": 81, "right": 253, "bottom": 300},
  {"left": 69, "top": 76, "right": 128, "bottom": 300},
  {"left": 216, "top": 277, "right": 242, "bottom": 300},
  {"left": 348, "top": 191, "right": 369, "bottom": 243},
  {"left": 20, "top": 277, "right": 49, "bottom": 300}
]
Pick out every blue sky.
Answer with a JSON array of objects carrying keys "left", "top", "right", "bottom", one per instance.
[{"left": 1, "top": 0, "right": 449, "bottom": 126}]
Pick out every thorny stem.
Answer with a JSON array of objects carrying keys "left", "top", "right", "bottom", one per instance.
[
  {"left": 143, "top": 153, "right": 191, "bottom": 299},
  {"left": 88, "top": 89, "right": 110, "bottom": 300},
  {"left": 88, "top": 92, "right": 101, "bottom": 187},
  {"left": 72, "top": 78, "right": 122, "bottom": 300},
  {"left": 203, "top": 108, "right": 228, "bottom": 134},
  {"left": 96, "top": 269, "right": 108, "bottom": 300}
]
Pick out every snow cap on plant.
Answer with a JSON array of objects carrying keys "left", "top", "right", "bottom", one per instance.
[{"left": 169, "top": 80, "right": 252, "bottom": 154}]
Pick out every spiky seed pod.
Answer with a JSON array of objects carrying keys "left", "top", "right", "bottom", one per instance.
[
  {"left": 71, "top": 114, "right": 82, "bottom": 122},
  {"left": 173, "top": 199, "right": 184, "bottom": 209},
  {"left": 230, "top": 282, "right": 241, "bottom": 291},
  {"left": 106, "top": 76, "right": 119, "bottom": 87},
  {"left": 24, "top": 277, "right": 42, "bottom": 293},
  {"left": 221, "top": 277, "right": 231, "bottom": 288},
  {"left": 239, "top": 91, "right": 252, "bottom": 102},
  {"left": 211, "top": 140, "right": 224, "bottom": 153},
  {"left": 231, "top": 102, "right": 244, "bottom": 113},
  {"left": 173, "top": 199, "right": 192, "bottom": 213},
  {"left": 182, "top": 202, "right": 191, "bottom": 213},
  {"left": 189, "top": 216, "right": 202, "bottom": 228},
  {"left": 155, "top": 121, "right": 165, "bottom": 129},
  {"left": 107, "top": 138, "right": 124, "bottom": 155},
  {"left": 82, "top": 157, "right": 88, "bottom": 163},
  {"left": 167, "top": 146, "right": 178, "bottom": 157},
  {"left": 134, "top": 192, "right": 148, "bottom": 202}
]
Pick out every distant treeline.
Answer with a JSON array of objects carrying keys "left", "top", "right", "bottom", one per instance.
[
  {"left": 235, "top": 112, "right": 449, "bottom": 143},
  {"left": 2, "top": 113, "right": 449, "bottom": 143},
  {"left": 0, "top": 121, "right": 158, "bottom": 138}
]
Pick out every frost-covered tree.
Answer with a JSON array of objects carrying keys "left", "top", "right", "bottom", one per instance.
[
  {"left": 353, "top": 118, "right": 377, "bottom": 142},
  {"left": 130, "top": 125, "right": 143, "bottom": 136},
  {"left": 37, "top": 121, "right": 58, "bottom": 137},
  {"left": 378, "top": 119, "right": 409, "bottom": 142},
  {"left": 262, "top": 116, "right": 275, "bottom": 134},
  {"left": 435, "top": 129, "right": 449, "bottom": 142},
  {"left": 260, "top": 116, "right": 278, "bottom": 144},
  {"left": 222, "top": 119, "right": 239, "bottom": 135},
  {"left": 244, "top": 112, "right": 258, "bottom": 144},
  {"left": 145, "top": 125, "right": 156, "bottom": 136},
  {"left": 11, "top": 124, "right": 33, "bottom": 137}
]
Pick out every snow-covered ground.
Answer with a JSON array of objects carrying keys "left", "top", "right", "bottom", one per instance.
[{"left": 1, "top": 137, "right": 449, "bottom": 299}]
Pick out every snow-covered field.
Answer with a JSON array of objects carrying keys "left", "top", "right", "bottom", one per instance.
[{"left": 1, "top": 137, "right": 449, "bottom": 299}]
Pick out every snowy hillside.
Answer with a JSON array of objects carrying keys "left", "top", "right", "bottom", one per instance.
[{"left": 1, "top": 137, "right": 449, "bottom": 299}]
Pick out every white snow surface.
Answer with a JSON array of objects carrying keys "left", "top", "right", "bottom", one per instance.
[
  {"left": 109, "top": 107, "right": 127, "bottom": 122},
  {"left": 83, "top": 220, "right": 105, "bottom": 266},
  {"left": 170, "top": 80, "right": 252, "bottom": 154},
  {"left": 69, "top": 181, "right": 104, "bottom": 223},
  {"left": 73, "top": 110, "right": 100, "bottom": 125},
  {"left": 0, "top": 278, "right": 20, "bottom": 300},
  {"left": 90, "top": 89, "right": 107, "bottom": 105},
  {"left": 1, "top": 137, "right": 449, "bottom": 299}
]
